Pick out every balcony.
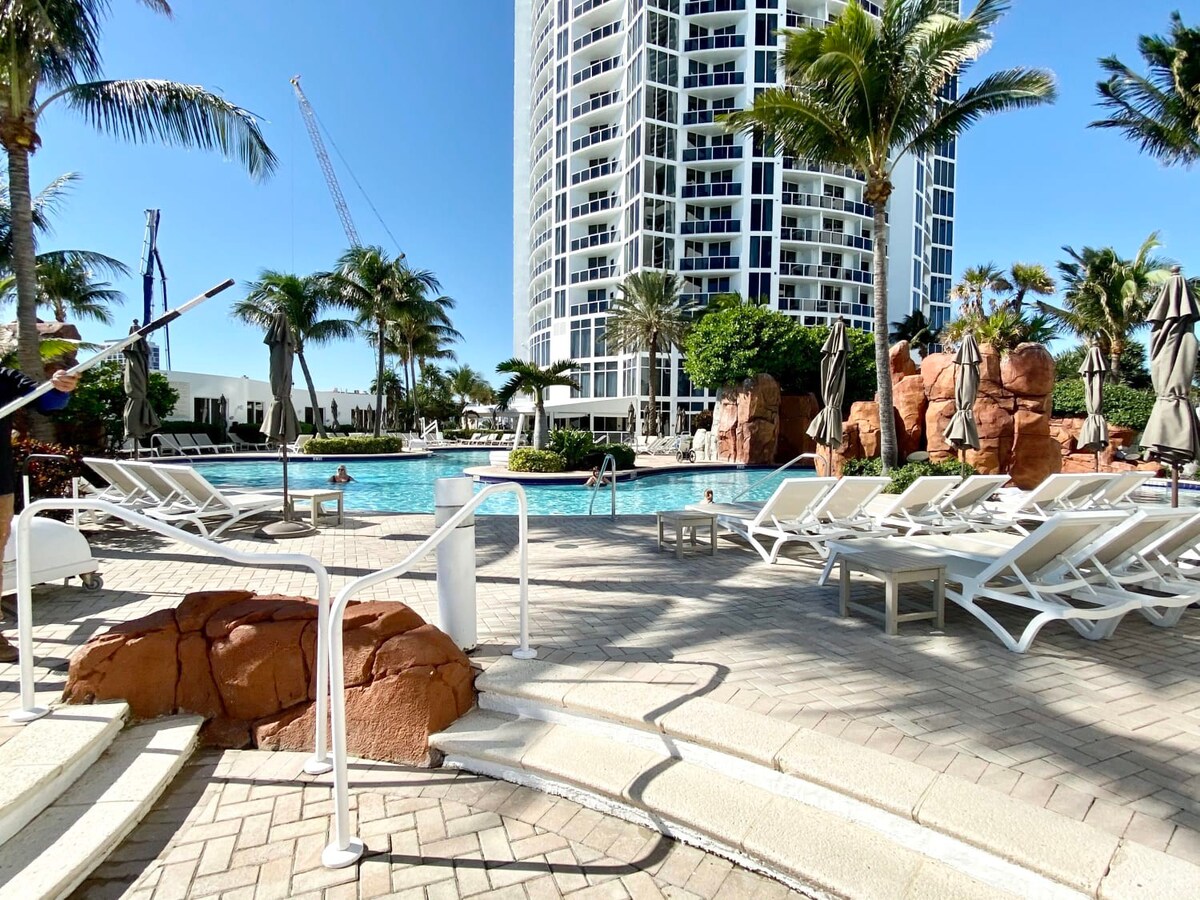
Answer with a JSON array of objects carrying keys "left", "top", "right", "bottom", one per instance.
[
  {"left": 682, "top": 107, "right": 740, "bottom": 127},
  {"left": 780, "top": 227, "right": 873, "bottom": 251},
  {"left": 531, "top": 166, "right": 553, "bottom": 197},
  {"left": 572, "top": 90, "right": 620, "bottom": 121},
  {"left": 681, "top": 182, "right": 742, "bottom": 199},
  {"left": 683, "top": 71, "right": 745, "bottom": 90},
  {"left": 684, "top": 0, "right": 746, "bottom": 17},
  {"left": 571, "top": 264, "right": 618, "bottom": 284},
  {"left": 533, "top": 0, "right": 551, "bottom": 29},
  {"left": 530, "top": 106, "right": 553, "bottom": 139},
  {"left": 683, "top": 34, "right": 746, "bottom": 53},
  {"left": 571, "top": 159, "right": 619, "bottom": 186},
  {"left": 680, "top": 255, "right": 740, "bottom": 271},
  {"left": 532, "top": 228, "right": 553, "bottom": 252},
  {"left": 573, "top": 0, "right": 618, "bottom": 26},
  {"left": 682, "top": 145, "right": 743, "bottom": 163},
  {"left": 782, "top": 156, "right": 864, "bottom": 180},
  {"left": 531, "top": 286, "right": 551, "bottom": 308},
  {"left": 781, "top": 191, "right": 876, "bottom": 219},
  {"left": 529, "top": 256, "right": 553, "bottom": 281},
  {"left": 681, "top": 218, "right": 740, "bottom": 235},
  {"left": 573, "top": 55, "right": 621, "bottom": 87},
  {"left": 574, "top": 20, "right": 622, "bottom": 54},
  {"left": 570, "top": 229, "right": 618, "bottom": 251},
  {"left": 570, "top": 194, "right": 618, "bottom": 218},
  {"left": 531, "top": 78, "right": 554, "bottom": 115},
  {"left": 531, "top": 48, "right": 553, "bottom": 82},
  {"left": 533, "top": 137, "right": 552, "bottom": 166},
  {"left": 572, "top": 124, "right": 621, "bottom": 153},
  {"left": 778, "top": 263, "right": 874, "bottom": 285},
  {"left": 784, "top": 13, "right": 828, "bottom": 30}
]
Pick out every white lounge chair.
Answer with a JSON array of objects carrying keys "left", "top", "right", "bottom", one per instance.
[
  {"left": 115, "top": 438, "right": 160, "bottom": 458},
  {"left": 1080, "top": 471, "right": 1154, "bottom": 508},
  {"left": 152, "top": 433, "right": 204, "bottom": 457},
  {"left": 120, "top": 461, "right": 192, "bottom": 509},
  {"left": 984, "top": 473, "right": 1102, "bottom": 528},
  {"left": 191, "top": 433, "right": 236, "bottom": 454},
  {"left": 82, "top": 458, "right": 155, "bottom": 508},
  {"left": 145, "top": 466, "right": 283, "bottom": 538},
  {"left": 288, "top": 434, "right": 314, "bottom": 454},
  {"left": 690, "top": 477, "right": 843, "bottom": 563},
  {"left": 807, "top": 476, "right": 892, "bottom": 531},
  {"left": 935, "top": 474, "right": 1010, "bottom": 525},
  {"left": 865, "top": 476, "right": 962, "bottom": 535}
]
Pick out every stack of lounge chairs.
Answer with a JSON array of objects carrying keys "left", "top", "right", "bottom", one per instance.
[{"left": 150, "top": 433, "right": 238, "bottom": 455}]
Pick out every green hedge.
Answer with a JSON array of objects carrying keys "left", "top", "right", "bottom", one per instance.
[
  {"left": 302, "top": 435, "right": 403, "bottom": 455},
  {"left": 1052, "top": 380, "right": 1156, "bottom": 431},
  {"left": 508, "top": 448, "right": 566, "bottom": 473},
  {"left": 584, "top": 442, "right": 636, "bottom": 470},
  {"left": 548, "top": 429, "right": 596, "bottom": 468},
  {"left": 841, "top": 457, "right": 977, "bottom": 494}
]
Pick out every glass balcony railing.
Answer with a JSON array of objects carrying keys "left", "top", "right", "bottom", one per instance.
[
  {"left": 778, "top": 263, "right": 874, "bottom": 285},
  {"left": 682, "top": 145, "right": 743, "bottom": 163},
  {"left": 570, "top": 264, "right": 618, "bottom": 284},
  {"left": 781, "top": 191, "right": 876, "bottom": 218},
  {"left": 680, "top": 255, "right": 740, "bottom": 271},
  {"left": 572, "top": 124, "right": 621, "bottom": 152},
  {"left": 784, "top": 13, "right": 829, "bottom": 30},
  {"left": 683, "top": 34, "right": 746, "bottom": 53},
  {"left": 573, "top": 0, "right": 616, "bottom": 20},
  {"left": 571, "top": 160, "right": 619, "bottom": 185},
  {"left": 684, "top": 0, "right": 746, "bottom": 16},
  {"left": 532, "top": 228, "right": 553, "bottom": 252},
  {"left": 572, "top": 90, "right": 621, "bottom": 119},
  {"left": 574, "top": 20, "right": 622, "bottom": 54},
  {"left": 779, "top": 228, "right": 873, "bottom": 251},
  {"left": 529, "top": 257, "right": 553, "bottom": 280},
  {"left": 782, "top": 156, "right": 864, "bottom": 180},
  {"left": 570, "top": 195, "right": 618, "bottom": 217},
  {"left": 570, "top": 229, "right": 619, "bottom": 251},
  {"left": 682, "top": 108, "right": 740, "bottom": 126},
  {"left": 683, "top": 71, "right": 745, "bottom": 90},
  {"left": 573, "top": 55, "right": 622, "bottom": 86},
  {"left": 681, "top": 182, "right": 742, "bottom": 199},
  {"left": 680, "top": 218, "right": 740, "bottom": 235}
]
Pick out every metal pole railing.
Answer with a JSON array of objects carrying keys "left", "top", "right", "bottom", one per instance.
[
  {"left": 10, "top": 499, "right": 335, "bottom": 776},
  {"left": 730, "top": 451, "right": 818, "bottom": 502},
  {"left": 322, "top": 481, "right": 535, "bottom": 869},
  {"left": 587, "top": 452, "right": 617, "bottom": 518}
]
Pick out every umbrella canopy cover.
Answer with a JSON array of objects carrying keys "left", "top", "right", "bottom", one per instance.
[
  {"left": 1143, "top": 270, "right": 1200, "bottom": 466},
  {"left": 264, "top": 311, "right": 300, "bottom": 446},
  {"left": 122, "top": 336, "right": 160, "bottom": 440},
  {"left": 1077, "top": 344, "right": 1109, "bottom": 452},
  {"left": 330, "top": 398, "right": 339, "bottom": 428},
  {"left": 945, "top": 334, "right": 982, "bottom": 451},
  {"left": 806, "top": 318, "right": 849, "bottom": 448}
]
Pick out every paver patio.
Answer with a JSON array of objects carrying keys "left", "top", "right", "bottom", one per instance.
[{"left": 4, "top": 510, "right": 1199, "bottom": 896}]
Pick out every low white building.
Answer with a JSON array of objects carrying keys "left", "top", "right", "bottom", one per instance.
[{"left": 162, "top": 370, "right": 381, "bottom": 430}]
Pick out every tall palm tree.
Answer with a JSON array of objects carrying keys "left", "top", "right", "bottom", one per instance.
[
  {"left": 1092, "top": 11, "right": 1200, "bottom": 167},
  {"left": 495, "top": 359, "right": 577, "bottom": 450},
  {"left": 0, "top": 1, "right": 275, "bottom": 393},
  {"left": 392, "top": 291, "right": 460, "bottom": 424},
  {"left": 725, "top": 0, "right": 1056, "bottom": 469},
  {"left": 447, "top": 364, "right": 488, "bottom": 417},
  {"left": 889, "top": 309, "right": 940, "bottom": 355},
  {"left": 1040, "top": 234, "right": 1171, "bottom": 382},
  {"left": 951, "top": 263, "right": 1010, "bottom": 317},
  {"left": 368, "top": 368, "right": 405, "bottom": 431},
  {"left": 35, "top": 253, "right": 125, "bottom": 323},
  {"left": 605, "top": 271, "right": 693, "bottom": 438},
  {"left": 232, "top": 271, "right": 355, "bottom": 438},
  {"left": 1006, "top": 262, "right": 1056, "bottom": 316}
]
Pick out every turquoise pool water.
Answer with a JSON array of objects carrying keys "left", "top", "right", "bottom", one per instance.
[{"left": 189, "top": 451, "right": 807, "bottom": 516}]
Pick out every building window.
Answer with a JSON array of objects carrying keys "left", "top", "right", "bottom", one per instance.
[{"left": 245, "top": 401, "right": 264, "bottom": 426}]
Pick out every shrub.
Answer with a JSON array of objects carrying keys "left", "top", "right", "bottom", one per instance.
[
  {"left": 840, "top": 457, "right": 975, "bottom": 494},
  {"left": 508, "top": 448, "right": 565, "bottom": 473},
  {"left": 548, "top": 429, "right": 596, "bottom": 468},
  {"left": 1054, "top": 343, "right": 1151, "bottom": 390},
  {"left": 302, "top": 435, "right": 403, "bottom": 455},
  {"left": 1052, "top": 380, "right": 1156, "bottom": 431},
  {"left": 12, "top": 437, "right": 83, "bottom": 512},
  {"left": 584, "top": 442, "right": 636, "bottom": 470},
  {"left": 50, "top": 358, "right": 178, "bottom": 453}
]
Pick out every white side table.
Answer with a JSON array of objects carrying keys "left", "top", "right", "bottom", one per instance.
[
  {"left": 286, "top": 489, "right": 345, "bottom": 527},
  {"left": 827, "top": 539, "right": 945, "bottom": 635},
  {"left": 657, "top": 510, "right": 718, "bottom": 558}
]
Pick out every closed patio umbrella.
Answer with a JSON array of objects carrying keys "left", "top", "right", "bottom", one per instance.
[
  {"left": 806, "top": 317, "right": 848, "bottom": 475},
  {"left": 1142, "top": 267, "right": 1200, "bottom": 506},
  {"left": 330, "top": 397, "right": 339, "bottom": 430},
  {"left": 122, "top": 330, "right": 160, "bottom": 459},
  {"left": 262, "top": 311, "right": 312, "bottom": 537},
  {"left": 1077, "top": 344, "right": 1109, "bottom": 471},
  {"left": 945, "top": 334, "right": 981, "bottom": 473},
  {"left": 675, "top": 404, "right": 686, "bottom": 436}
]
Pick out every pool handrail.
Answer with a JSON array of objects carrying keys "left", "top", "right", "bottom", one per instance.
[
  {"left": 10, "top": 498, "right": 336, "bottom": 777},
  {"left": 588, "top": 452, "right": 617, "bottom": 519},
  {"left": 322, "top": 480, "right": 535, "bottom": 869},
  {"left": 730, "top": 451, "right": 818, "bottom": 502}
]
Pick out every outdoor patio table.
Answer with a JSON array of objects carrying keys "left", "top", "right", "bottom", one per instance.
[
  {"left": 286, "top": 488, "right": 345, "bottom": 526},
  {"left": 657, "top": 510, "right": 718, "bottom": 558},
  {"left": 827, "top": 539, "right": 945, "bottom": 635}
]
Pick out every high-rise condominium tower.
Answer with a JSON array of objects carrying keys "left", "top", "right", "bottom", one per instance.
[{"left": 513, "top": 0, "right": 956, "bottom": 438}]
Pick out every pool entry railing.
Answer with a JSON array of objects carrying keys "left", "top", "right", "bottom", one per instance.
[
  {"left": 322, "top": 480, "right": 536, "bottom": 869},
  {"left": 730, "top": 451, "right": 818, "bottom": 502},
  {"left": 588, "top": 452, "right": 617, "bottom": 518}
]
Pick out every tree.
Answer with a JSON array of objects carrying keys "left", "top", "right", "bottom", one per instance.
[
  {"left": 1092, "top": 11, "right": 1200, "bottom": 167},
  {"left": 0, "top": 1, "right": 275, "bottom": 403},
  {"left": 232, "top": 271, "right": 355, "bottom": 438},
  {"left": 391, "top": 291, "right": 460, "bottom": 424},
  {"left": 889, "top": 309, "right": 940, "bottom": 355},
  {"left": 1054, "top": 342, "right": 1151, "bottom": 390},
  {"left": 1040, "top": 234, "right": 1171, "bottom": 381},
  {"left": 447, "top": 365, "right": 489, "bottom": 417},
  {"left": 605, "top": 271, "right": 693, "bottom": 438},
  {"left": 48, "top": 358, "right": 178, "bottom": 450},
  {"left": 724, "top": 0, "right": 1055, "bottom": 469},
  {"left": 1007, "top": 262, "right": 1056, "bottom": 317},
  {"left": 495, "top": 359, "right": 577, "bottom": 450},
  {"left": 942, "top": 307, "right": 1056, "bottom": 354},
  {"left": 952, "top": 263, "right": 1010, "bottom": 317},
  {"left": 368, "top": 368, "right": 405, "bottom": 431}
]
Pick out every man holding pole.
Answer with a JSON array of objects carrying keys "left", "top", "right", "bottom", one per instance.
[{"left": 0, "top": 368, "right": 79, "bottom": 662}]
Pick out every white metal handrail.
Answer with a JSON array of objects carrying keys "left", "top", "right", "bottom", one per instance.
[
  {"left": 322, "top": 481, "right": 536, "bottom": 868},
  {"left": 587, "top": 452, "right": 617, "bottom": 518},
  {"left": 730, "top": 451, "right": 818, "bottom": 501},
  {"left": 10, "top": 499, "right": 336, "bottom": 776}
]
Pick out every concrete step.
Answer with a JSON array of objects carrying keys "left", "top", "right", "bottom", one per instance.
[
  {"left": 0, "top": 702, "right": 128, "bottom": 847},
  {"left": 443, "top": 658, "right": 1200, "bottom": 900},
  {"left": 0, "top": 714, "right": 202, "bottom": 900}
]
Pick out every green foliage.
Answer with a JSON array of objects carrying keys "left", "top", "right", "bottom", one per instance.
[
  {"left": 1052, "top": 380, "right": 1156, "bottom": 431},
  {"left": 839, "top": 457, "right": 976, "bottom": 494},
  {"left": 682, "top": 305, "right": 876, "bottom": 404},
  {"left": 942, "top": 308, "right": 1056, "bottom": 354},
  {"left": 50, "top": 359, "right": 178, "bottom": 452},
  {"left": 548, "top": 429, "right": 596, "bottom": 468},
  {"left": 507, "top": 448, "right": 565, "bottom": 473},
  {"left": 12, "top": 437, "right": 83, "bottom": 513},
  {"left": 229, "top": 422, "right": 267, "bottom": 444},
  {"left": 302, "top": 435, "right": 403, "bottom": 455},
  {"left": 584, "top": 443, "right": 636, "bottom": 470},
  {"left": 1054, "top": 342, "right": 1151, "bottom": 390}
]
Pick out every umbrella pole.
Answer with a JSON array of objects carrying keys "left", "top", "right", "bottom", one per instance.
[
  {"left": 1173, "top": 465, "right": 1180, "bottom": 508},
  {"left": 281, "top": 443, "right": 291, "bottom": 521}
]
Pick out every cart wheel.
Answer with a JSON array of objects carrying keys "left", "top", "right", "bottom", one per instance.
[
  {"left": 81, "top": 573, "right": 104, "bottom": 591},
  {"left": 675, "top": 450, "right": 685, "bottom": 462},
  {"left": 686, "top": 450, "right": 696, "bottom": 463}
]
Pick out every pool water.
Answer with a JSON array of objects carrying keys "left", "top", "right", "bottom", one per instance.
[{"left": 190, "top": 451, "right": 805, "bottom": 516}]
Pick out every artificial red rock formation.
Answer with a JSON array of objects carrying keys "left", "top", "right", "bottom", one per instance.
[
  {"left": 776, "top": 393, "right": 820, "bottom": 463},
  {"left": 890, "top": 341, "right": 919, "bottom": 380},
  {"left": 717, "top": 374, "right": 781, "bottom": 464},
  {"left": 62, "top": 590, "right": 475, "bottom": 765},
  {"left": 892, "top": 374, "right": 927, "bottom": 459}
]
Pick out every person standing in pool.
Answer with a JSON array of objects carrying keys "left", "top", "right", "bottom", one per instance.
[{"left": 328, "top": 465, "right": 354, "bottom": 484}]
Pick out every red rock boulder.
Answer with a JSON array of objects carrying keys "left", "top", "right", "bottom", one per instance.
[
  {"left": 717, "top": 374, "right": 781, "bottom": 464},
  {"left": 893, "top": 374, "right": 927, "bottom": 459},
  {"left": 63, "top": 590, "right": 475, "bottom": 765},
  {"left": 1001, "top": 343, "right": 1056, "bottom": 398},
  {"left": 890, "top": 341, "right": 919, "bottom": 381},
  {"left": 776, "top": 393, "right": 820, "bottom": 464}
]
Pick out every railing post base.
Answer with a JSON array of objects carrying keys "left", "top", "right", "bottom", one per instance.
[
  {"left": 322, "top": 838, "right": 364, "bottom": 870},
  {"left": 512, "top": 648, "right": 538, "bottom": 660},
  {"left": 9, "top": 707, "right": 49, "bottom": 724},
  {"left": 303, "top": 756, "right": 333, "bottom": 775}
]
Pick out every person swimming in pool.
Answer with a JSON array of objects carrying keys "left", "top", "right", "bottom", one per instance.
[
  {"left": 584, "top": 466, "right": 612, "bottom": 487},
  {"left": 329, "top": 465, "right": 354, "bottom": 484},
  {"left": 703, "top": 489, "right": 714, "bottom": 504}
]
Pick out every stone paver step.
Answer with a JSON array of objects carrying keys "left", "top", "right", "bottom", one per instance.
[
  {"left": 0, "top": 702, "right": 128, "bottom": 848},
  {"left": 0, "top": 713, "right": 202, "bottom": 900},
  {"left": 465, "top": 658, "right": 1200, "bottom": 900}
]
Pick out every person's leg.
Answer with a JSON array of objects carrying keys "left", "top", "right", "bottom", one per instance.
[{"left": 0, "top": 493, "right": 15, "bottom": 662}]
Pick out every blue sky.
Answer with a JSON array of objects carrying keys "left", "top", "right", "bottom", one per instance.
[{"left": 12, "top": 0, "right": 1200, "bottom": 390}]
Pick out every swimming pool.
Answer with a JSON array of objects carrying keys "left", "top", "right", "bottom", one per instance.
[{"left": 189, "top": 451, "right": 805, "bottom": 516}]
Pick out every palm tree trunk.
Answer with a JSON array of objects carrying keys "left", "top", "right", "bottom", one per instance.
[
  {"left": 399, "top": 360, "right": 410, "bottom": 431},
  {"left": 7, "top": 147, "right": 52, "bottom": 441},
  {"left": 409, "top": 351, "right": 422, "bottom": 422},
  {"left": 296, "top": 349, "right": 328, "bottom": 438},
  {"left": 646, "top": 341, "right": 659, "bottom": 438},
  {"left": 533, "top": 393, "right": 546, "bottom": 450},
  {"left": 374, "top": 317, "right": 385, "bottom": 438},
  {"left": 871, "top": 202, "right": 897, "bottom": 472},
  {"left": 1110, "top": 339, "right": 1123, "bottom": 384}
]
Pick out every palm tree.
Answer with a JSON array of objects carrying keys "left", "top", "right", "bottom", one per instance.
[
  {"left": 393, "top": 293, "right": 460, "bottom": 424},
  {"left": 951, "top": 263, "right": 1010, "bottom": 317},
  {"left": 233, "top": 271, "right": 356, "bottom": 438},
  {"left": 1040, "top": 234, "right": 1171, "bottom": 381},
  {"left": 889, "top": 309, "right": 940, "bottom": 355},
  {"left": 495, "top": 359, "right": 577, "bottom": 450},
  {"left": 447, "top": 364, "right": 488, "bottom": 417},
  {"left": 725, "top": 0, "right": 1056, "bottom": 469},
  {"left": 0, "top": 1, "right": 275, "bottom": 393},
  {"left": 1006, "top": 262, "right": 1056, "bottom": 317},
  {"left": 35, "top": 253, "right": 125, "bottom": 323},
  {"left": 605, "top": 271, "right": 693, "bottom": 438},
  {"left": 368, "top": 368, "right": 405, "bottom": 431},
  {"left": 329, "top": 247, "right": 439, "bottom": 437},
  {"left": 1092, "top": 11, "right": 1200, "bottom": 167}
]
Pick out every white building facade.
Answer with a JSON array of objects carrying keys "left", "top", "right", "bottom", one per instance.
[{"left": 513, "top": 0, "right": 957, "bottom": 436}]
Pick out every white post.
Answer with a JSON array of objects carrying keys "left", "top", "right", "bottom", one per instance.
[{"left": 434, "top": 477, "right": 477, "bottom": 651}]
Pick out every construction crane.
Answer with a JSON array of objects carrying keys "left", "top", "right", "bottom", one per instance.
[
  {"left": 140, "top": 209, "right": 171, "bottom": 369},
  {"left": 291, "top": 75, "right": 361, "bottom": 247}
]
